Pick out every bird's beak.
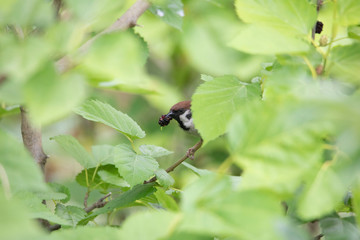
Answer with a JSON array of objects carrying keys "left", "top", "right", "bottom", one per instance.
[{"left": 166, "top": 111, "right": 174, "bottom": 118}]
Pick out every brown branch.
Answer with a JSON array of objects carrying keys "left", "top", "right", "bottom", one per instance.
[
  {"left": 55, "top": 0, "right": 150, "bottom": 73},
  {"left": 20, "top": 107, "right": 48, "bottom": 172},
  {"left": 144, "top": 139, "right": 203, "bottom": 184},
  {"left": 84, "top": 192, "right": 112, "bottom": 213}
]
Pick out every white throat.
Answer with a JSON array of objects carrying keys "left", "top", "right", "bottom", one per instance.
[{"left": 179, "top": 109, "right": 199, "bottom": 135}]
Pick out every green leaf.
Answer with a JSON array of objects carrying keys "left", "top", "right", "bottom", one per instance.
[
  {"left": 320, "top": 217, "right": 360, "bottom": 240},
  {"left": 113, "top": 145, "right": 159, "bottom": 187},
  {"left": 52, "top": 135, "right": 96, "bottom": 169},
  {"left": 75, "top": 167, "right": 104, "bottom": 190},
  {"left": 49, "top": 226, "right": 120, "bottom": 240},
  {"left": 0, "top": 35, "right": 53, "bottom": 84},
  {"left": 75, "top": 100, "right": 146, "bottom": 140},
  {"left": 200, "top": 74, "right": 214, "bottom": 82},
  {"left": 235, "top": 0, "right": 316, "bottom": 35},
  {"left": 352, "top": 179, "right": 360, "bottom": 228},
  {"left": 55, "top": 204, "right": 87, "bottom": 227},
  {"left": 82, "top": 183, "right": 156, "bottom": 222},
  {"left": 227, "top": 102, "right": 331, "bottom": 194},
  {"left": 0, "top": 192, "right": 45, "bottom": 240},
  {"left": 0, "top": 0, "right": 54, "bottom": 27},
  {"left": 97, "top": 168, "right": 130, "bottom": 188},
  {"left": 338, "top": 0, "right": 360, "bottom": 26},
  {"left": 139, "top": 145, "right": 173, "bottom": 158},
  {"left": 229, "top": 25, "right": 310, "bottom": 55},
  {"left": 91, "top": 145, "right": 116, "bottom": 165},
  {"left": 80, "top": 31, "right": 148, "bottom": 83},
  {"left": 182, "top": 13, "right": 267, "bottom": 79},
  {"left": 48, "top": 183, "right": 71, "bottom": 203},
  {"left": 155, "top": 169, "right": 175, "bottom": 188},
  {"left": 192, "top": 75, "right": 261, "bottom": 143},
  {"left": 182, "top": 162, "right": 212, "bottom": 177},
  {"left": 15, "top": 192, "right": 70, "bottom": 226},
  {"left": 0, "top": 128, "right": 48, "bottom": 194},
  {"left": 180, "top": 174, "right": 301, "bottom": 240},
  {"left": 297, "top": 140, "right": 360, "bottom": 220},
  {"left": 327, "top": 43, "right": 360, "bottom": 84},
  {"left": 154, "top": 188, "right": 179, "bottom": 211},
  {"left": 348, "top": 26, "right": 360, "bottom": 40},
  {"left": 119, "top": 210, "right": 178, "bottom": 239},
  {"left": 24, "top": 64, "right": 86, "bottom": 125},
  {"left": 149, "top": 0, "right": 184, "bottom": 30}
]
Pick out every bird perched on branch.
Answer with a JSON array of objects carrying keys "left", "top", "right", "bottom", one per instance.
[{"left": 159, "top": 100, "right": 203, "bottom": 159}]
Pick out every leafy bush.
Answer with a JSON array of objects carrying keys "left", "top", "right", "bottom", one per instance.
[{"left": 1, "top": 0, "right": 360, "bottom": 239}]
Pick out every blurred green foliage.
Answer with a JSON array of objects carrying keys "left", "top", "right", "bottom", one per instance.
[{"left": 1, "top": 0, "right": 360, "bottom": 239}]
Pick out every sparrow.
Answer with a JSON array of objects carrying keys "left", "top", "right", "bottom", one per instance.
[{"left": 159, "top": 100, "right": 203, "bottom": 159}]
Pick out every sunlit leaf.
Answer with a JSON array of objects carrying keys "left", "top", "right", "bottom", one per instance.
[
  {"left": 327, "top": 43, "right": 360, "bottom": 84},
  {"left": 75, "top": 100, "right": 146, "bottom": 139},
  {"left": 112, "top": 145, "right": 159, "bottom": 186},
  {"left": 192, "top": 75, "right": 261, "bottom": 143},
  {"left": 229, "top": 25, "right": 310, "bottom": 55},
  {"left": 235, "top": 0, "right": 316, "bottom": 35},
  {"left": 338, "top": 0, "right": 360, "bottom": 26}
]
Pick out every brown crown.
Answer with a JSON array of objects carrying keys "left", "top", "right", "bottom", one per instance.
[{"left": 170, "top": 100, "right": 191, "bottom": 111}]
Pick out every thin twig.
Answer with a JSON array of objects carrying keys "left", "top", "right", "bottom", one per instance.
[
  {"left": 84, "top": 191, "right": 89, "bottom": 208},
  {"left": 84, "top": 192, "right": 112, "bottom": 213},
  {"left": 55, "top": 0, "right": 150, "bottom": 73},
  {"left": 144, "top": 139, "right": 203, "bottom": 184},
  {"left": 49, "top": 192, "right": 111, "bottom": 232}
]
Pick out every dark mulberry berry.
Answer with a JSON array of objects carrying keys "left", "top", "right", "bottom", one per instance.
[
  {"left": 315, "top": 21, "right": 323, "bottom": 34},
  {"left": 158, "top": 115, "right": 172, "bottom": 126}
]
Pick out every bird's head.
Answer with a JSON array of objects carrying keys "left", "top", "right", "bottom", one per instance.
[{"left": 159, "top": 101, "right": 199, "bottom": 136}]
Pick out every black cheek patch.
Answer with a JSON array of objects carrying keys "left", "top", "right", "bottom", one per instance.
[{"left": 186, "top": 112, "right": 192, "bottom": 120}]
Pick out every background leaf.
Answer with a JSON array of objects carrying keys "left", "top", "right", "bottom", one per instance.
[
  {"left": 52, "top": 135, "right": 96, "bottom": 169},
  {"left": 139, "top": 145, "right": 173, "bottom": 158},
  {"left": 149, "top": 0, "right": 184, "bottom": 30},
  {"left": 0, "top": 129, "right": 48, "bottom": 194}
]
